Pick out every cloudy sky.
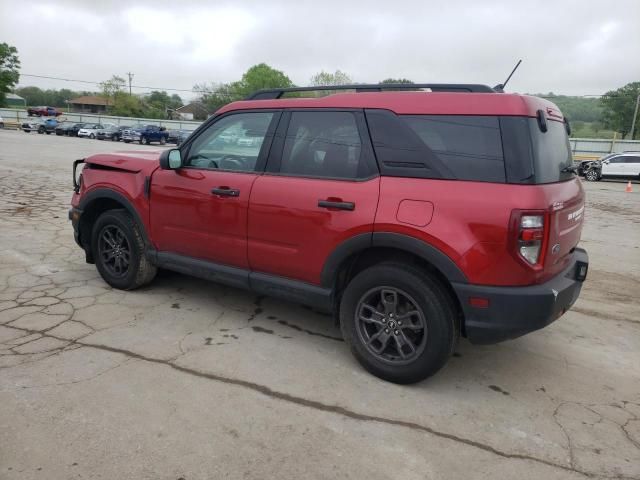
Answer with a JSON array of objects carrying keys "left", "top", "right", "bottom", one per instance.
[{"left": 1, "top": 0, "right": 639, "bottom": 100}]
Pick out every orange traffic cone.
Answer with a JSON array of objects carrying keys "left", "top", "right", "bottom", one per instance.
[{"left": 626, "top": 181, "right": 633, "bottom": 193}]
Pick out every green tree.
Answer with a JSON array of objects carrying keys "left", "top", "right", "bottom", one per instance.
[
  {"left": 0, "top": 42, "right": 20, "bottom": 106},
  {"left": 100, "top": 75, "right": 126, "bottom": 108},
  {"left": 111, "top": 93, "right": 145, "bottom": 118},
  {"left": 235, "top": 63, "right": 294, "bottom": 96},
  {"left": 15, "top": 86, "right": 46, "bottom": 106},
  {"left": 195, "top": 63, "right": 294, "bottom": 112},
  {"left": 380, "top": 78, "right": 413, "bottom": 84},
  {"left": 600, "top": 82, "right": 640, "bottom": 139},
  {"left": 309, "top": 70, "right": 352, "bottom": 86}
]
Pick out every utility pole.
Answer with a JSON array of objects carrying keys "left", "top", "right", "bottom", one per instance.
[
  {"left": 126, "top": 72, "right": 134, "bottom": 96},
  {"left": 630, "top": 93, "right": 640, "bottom": 140}
]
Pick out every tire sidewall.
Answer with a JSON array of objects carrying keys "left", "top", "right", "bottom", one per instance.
[
  {"left": 340, "top": 264, "right": 456, "bottom": 384},
  {"left": 91, "top": 211, "right": 143, "bottom": 290}
]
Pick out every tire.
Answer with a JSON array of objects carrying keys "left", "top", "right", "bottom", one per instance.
[
  {"left": 159, "top": 136, "right": 166, "bottom": 145},
  {"left": 340, "top": 263, "right": 459, "bottom": 384},
  {"left": 38, "top": 127, "right": 45, "bottom": 134},
  {"left": 144, "top": 137, "right": 151, "bottom": 145},
  {"left": 45, "top": 131, "right": 51, "bottom": 135},
  {"left": 585, "top": 169, "right": 600, "bottom": 181},
  {"left": 139, "top": 137, "right": 145, "bottom": 145},
  {"left": 90, "top": 133, "right": 95, "bottom": 139},
  {"left": 91, "top": 210, "right": 157, "bottom": 290}
]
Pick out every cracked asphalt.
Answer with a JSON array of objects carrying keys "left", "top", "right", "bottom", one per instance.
[{"left": 1, "top": 129, "right": 639, "bottom": 480}]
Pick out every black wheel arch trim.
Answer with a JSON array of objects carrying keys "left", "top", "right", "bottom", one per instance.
[
  {"left": 77, "top": 188, "right": 151, "bottom": 247},
  {"left": 321, "top": 232, "right": 468, "bottom": 288}
]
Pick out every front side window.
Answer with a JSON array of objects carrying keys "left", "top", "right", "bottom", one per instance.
[
  {"left": 186, "top": 112, "right": 274, "bottom": 172},
  {"left": 280, "top": 112, "right": 364, "bottom": 179}
]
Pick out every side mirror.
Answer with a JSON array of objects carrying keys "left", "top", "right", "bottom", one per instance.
[
  {"left": 602, "top": 159, "right": 610, "bottom": 164},
  {"left": 159, "top": 149, "right": 182, "bottom": 170}
]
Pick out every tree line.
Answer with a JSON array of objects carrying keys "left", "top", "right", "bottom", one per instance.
[{"left": 1, "top": 41, "right": 639, "bottom": 138}]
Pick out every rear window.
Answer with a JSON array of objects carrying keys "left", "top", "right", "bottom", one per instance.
[
  {"left": 529, "top": 119, "right": 574, "bottom": 183},
  {"left": 403, "top": 115, "right": 505, "bottom": 182}
]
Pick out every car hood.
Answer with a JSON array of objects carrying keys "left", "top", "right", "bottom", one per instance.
[{"left": 84, "top": 151, "right": 163, "bottom": 174}]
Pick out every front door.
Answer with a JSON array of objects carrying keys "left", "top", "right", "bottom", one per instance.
[
  {"left": 602, "top": 156, "right": 625, "bottom": 176},
  {"left": 150, "top": 111, "right": 279, "bottom": 269},
  {"left": 248, "top": 110, "right": 380, "bottom": 285}
]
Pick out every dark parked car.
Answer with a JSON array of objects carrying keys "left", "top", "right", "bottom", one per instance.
[
  {"left": 168, "top": 129, "right": 191, "bottom": 146},
  {"left": 70, "top": 83, "right": 588, "bottom": 384},
  {"left": 98, "top": 125, "right": 130, "bottom": 142},
  {"left": 27, "top": 106, "right": 62, "bottom": 117},
  {"left": 55, "top": 122, "right": 86, "bottom": 136}
]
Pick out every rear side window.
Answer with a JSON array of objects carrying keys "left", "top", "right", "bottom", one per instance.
[
  {"left": 529, "top": 119, "right": 573, "bottom": 183},
  {"left": 625, "top": 156, "right": 640, "bottom": 164},
  {"left": 402, "top": 115, "right": 505, "bottom": 182},
  {"left": 280, "top": 112, "right": 364, "bottom": 179}
]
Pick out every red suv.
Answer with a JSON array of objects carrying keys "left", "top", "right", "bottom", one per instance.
[{"left": 70, "top": 84, "right": 588, "bottom": 384}]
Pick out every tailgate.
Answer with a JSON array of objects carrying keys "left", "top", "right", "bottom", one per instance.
[{"left": 542, "top": 178, "right": 585, "bottom": 277}]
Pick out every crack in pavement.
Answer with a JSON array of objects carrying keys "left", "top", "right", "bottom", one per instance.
[{"left": 3, "top": 323, "right": 638, "bottom": 480}]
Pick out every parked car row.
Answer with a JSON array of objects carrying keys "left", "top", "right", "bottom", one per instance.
[{"left": 19, "top": 119, "right": 190, "bottom": 145}]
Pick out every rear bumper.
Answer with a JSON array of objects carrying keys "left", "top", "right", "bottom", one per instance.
[{"left": 452, "top": 248, "right": 588, "bottom": 344}]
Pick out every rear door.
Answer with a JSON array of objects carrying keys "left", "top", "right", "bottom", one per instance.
[
  {"left": 247, "top": 110, "right": 380, "bottom": 285},
  {"left": 150, "top": 111, "right": 279, "bottom": 269},
  {"left": 624, "top": 155, "right": 640, "bottom": 176}
]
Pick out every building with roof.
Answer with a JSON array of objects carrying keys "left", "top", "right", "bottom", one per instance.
[
  {"left": 68, "top": 95, "right": 110, "bottom": 114},
  {"left": 174, "top": 102, "right": 210, "bottom": 121},
  {"left": 5, "top": 93, "right": 26, "bottom": 107}
]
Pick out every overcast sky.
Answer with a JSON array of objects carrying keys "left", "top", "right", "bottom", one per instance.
[{"left": 1, "top": 0, "right": 639, "bottom": 100}]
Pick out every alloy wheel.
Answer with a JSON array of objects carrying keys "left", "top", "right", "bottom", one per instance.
[
  {"left": 355, "top": 286, "right": 428, "bottom": 365},
  {"left": 97, "top": 225, "right": 131, "bottom": 278}
]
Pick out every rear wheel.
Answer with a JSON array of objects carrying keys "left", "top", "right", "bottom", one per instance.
[
  {"left": 90, "top": 133, "right": 95, "bottom": 139},
  {"left": 91, "top": 210, "right": 157, "bottom": 290},
  {"left": 340, "top": 263, "right": 459, "bottom": 384},
  {"left": 159, "top": 136, "right": 166, "bottom": 145},
  {"left": 38, "top": 126, "right": 45, "bottom": 134}
]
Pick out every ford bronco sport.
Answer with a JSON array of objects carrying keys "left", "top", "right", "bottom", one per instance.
[{"left": 69, "top": 83, "right": 588, "bottom": 384}]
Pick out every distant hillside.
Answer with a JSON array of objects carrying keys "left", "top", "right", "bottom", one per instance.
[{"left": 531, "top": 94, "right": 603, "bottom": 123}]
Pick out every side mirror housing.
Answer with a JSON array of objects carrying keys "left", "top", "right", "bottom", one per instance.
[{"left": 159, "top": 149, "right": 182, "bottom": 170}]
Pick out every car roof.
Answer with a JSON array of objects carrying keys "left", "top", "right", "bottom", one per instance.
[{"left": 216, "top": 92, "right": 564, "bottom": 119}]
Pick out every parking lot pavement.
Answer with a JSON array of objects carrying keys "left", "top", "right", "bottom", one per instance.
[{"left": 0, "top": 129, "right": 638, "bottom": 480}]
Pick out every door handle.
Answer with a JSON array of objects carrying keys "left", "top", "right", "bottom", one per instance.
[
  {"left": 318, "top": 199, "right": 355, "bottom": 211},
  {"left": 211, "top": 187, "right": 240, "bottom": 197}
]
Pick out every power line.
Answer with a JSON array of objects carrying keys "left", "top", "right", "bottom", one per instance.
[{"left": 18, "top": 73, "right": 218, "bottom": 94}]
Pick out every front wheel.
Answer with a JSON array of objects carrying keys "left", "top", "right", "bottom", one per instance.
[
  {"left": 38, "top": 127, "right": 45, "bottom": 134},
  {"left": 159, "top": 136, "right": 166, "bottom": 145},
  {"left": 340, "top": 263, "right": 459, "bottom": 384},
  {"left": 585, "top": 169, "right": 600, "bottom": 181},
  {"left": 90, "top": 133, "right": 95, "bottom": 139},
  {"left": 91, "top": 210, "right": 157, "bottom": 290}
]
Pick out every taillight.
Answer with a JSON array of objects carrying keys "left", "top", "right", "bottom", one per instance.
[
  {"left": 510, "top": 211, "right": 548, "bottom": 268},
  {"left": 519, "top": 215, "right": 544, "bottom": 264}
]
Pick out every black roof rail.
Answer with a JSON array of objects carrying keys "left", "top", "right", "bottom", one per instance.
[{"left": 246, "top": 83, "right": 496, "bottom": 100}]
